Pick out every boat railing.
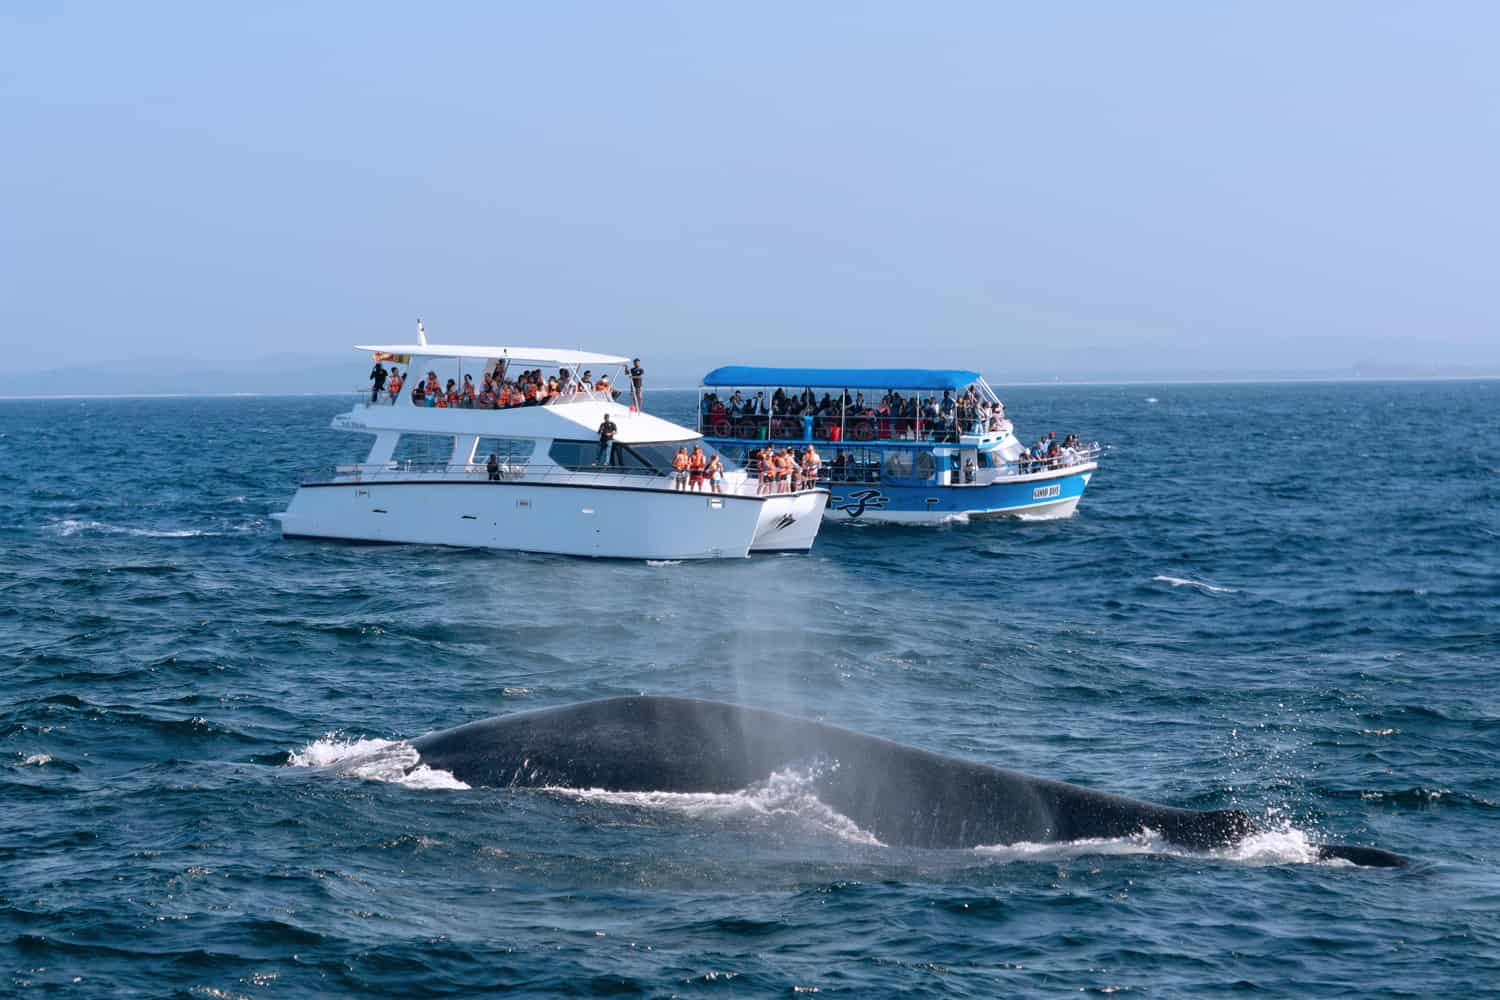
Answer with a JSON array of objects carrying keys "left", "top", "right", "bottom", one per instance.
[
  {"left": 699, "top": 411, "right": 1013, "bottom": 443},
  {"left": 353, "top": 387, "right": 624, "bottom": 408},
  {"left": 301, "top": 461, "right": 774, "bottom": 498},
  {"left": 735, "top": 442, "right": 1101, "bottom": 487}
]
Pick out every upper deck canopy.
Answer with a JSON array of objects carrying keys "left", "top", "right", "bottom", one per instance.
[
  {"left": 702, "top": 366, "right": 983, "bottom": 391},
  {"left": 356, "top": 344, "right": 630, "bottom": 367}
]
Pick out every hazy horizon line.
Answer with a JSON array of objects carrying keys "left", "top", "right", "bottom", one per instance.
[{"left": 4, "top": 373, "right": 1498, "bottom": 402}]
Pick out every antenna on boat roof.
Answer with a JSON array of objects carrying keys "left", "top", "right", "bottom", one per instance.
[{"left": 416, "top": 318, "right": 428, "bottom": 347}]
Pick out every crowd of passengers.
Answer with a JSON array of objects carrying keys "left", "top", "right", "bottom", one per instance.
[
  {"left": 650, "top": 443, "right": 821, "bottom": 494},
  {"left": 1018, "top": 433, "right": 1088, "bottom": 472},
  {"left": 701, "top": 384, "right": 1009, "bottom": 441},
  {"left": 369, "top": 359, "right": 645, "bottom": 409}
]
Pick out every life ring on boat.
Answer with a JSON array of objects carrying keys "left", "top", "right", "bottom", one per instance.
[
  {"left": 772, "top": 418, "right": 800, "bottom": 440},
  {"left": 850, "top": 420, "right": 876, "bottom": 442},
  {"left": 734, "top": 420, "right": 758, "bottom": 440},
  {"left": 711, "top": 420, "right": 733, "bottom": 438}
]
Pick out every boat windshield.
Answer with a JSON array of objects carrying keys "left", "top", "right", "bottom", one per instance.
[{"left": 547, "top": 439, "right": 739, "bottom": 474}]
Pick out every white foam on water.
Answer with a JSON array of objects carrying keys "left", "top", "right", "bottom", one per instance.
[
  {"left": 544, "top": 768, "right": 884, "bottom": 846},
  {"left": 645, "top": 560, "right": 683, "bottom": 567},
  {"left": 974, "top": 825, "right": 1329, "bottom": 867},
  {"left": 1153, "top": 575, "right": 1238, "bottom": 594},
  {"left": 286, "top": 735, "right": 470, "bottom": 790},
  {"left": 1013, "top": 509, "right": 1071, "bottom": 522},
  {"left": 1145, "top": 397, "right": 1159, "bottom": 403},
  {"left": 20, "top": 753, "right": 53, "bottom": 766},
  {"left": 45, "top": 519, "right": 216, "bottom": 539}
]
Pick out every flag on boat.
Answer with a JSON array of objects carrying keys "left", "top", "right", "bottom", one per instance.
[{"left": 372, "top": 352, "right": 411, "bottom": 363}]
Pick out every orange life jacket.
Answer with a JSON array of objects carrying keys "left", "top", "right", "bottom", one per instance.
[{"left": 673, "top": 452, "right": 689, "bottom": 471}]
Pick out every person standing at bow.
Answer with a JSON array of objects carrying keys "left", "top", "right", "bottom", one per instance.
[{"left": 596, "top": 414, "right": 618, "bottom": 466}]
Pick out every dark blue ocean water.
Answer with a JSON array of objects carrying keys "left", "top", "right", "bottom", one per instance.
[{"left": 3, "top": 382, "right": 1498, "bottom": 997}]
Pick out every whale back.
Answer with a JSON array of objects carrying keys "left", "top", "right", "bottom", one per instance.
[{"left": 410, "top": 696, "right": 1255, "bottom": 851}]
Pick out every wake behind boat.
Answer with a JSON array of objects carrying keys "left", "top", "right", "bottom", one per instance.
[
  {"left": 277, "top": 328, "right": 828, "bottom": 559},
  {"left": 698, "top": 366, "right": 1101, "bottom": 522}
]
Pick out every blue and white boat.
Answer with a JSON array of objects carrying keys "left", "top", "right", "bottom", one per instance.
[{"left": 698, "top": 366, "right": 1101, "bottom": 523}]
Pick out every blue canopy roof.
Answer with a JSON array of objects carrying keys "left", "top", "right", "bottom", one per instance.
[{"left": 702, "top": 366, "right": 983, "bottom": 391}]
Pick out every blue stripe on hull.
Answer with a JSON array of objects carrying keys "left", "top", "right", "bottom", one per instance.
[{"left": 824, "top": 470, "right": 1092, "bottom": 521}]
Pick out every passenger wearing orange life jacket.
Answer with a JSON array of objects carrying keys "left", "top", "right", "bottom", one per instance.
[
  {"left": 387, "top": 370, "right": 404, "bottom": 403},
  {"left": 524, "top": 382, "right": 539, "bottom": 405},
  {"left": 688, "top": 444, "right": 707, "bottom": 492},
  {"left": 478, "top": 386, "right": 496, "bottom": 408},
  {"left": 425, "top": 372, "right": 439, "bottom": 396},
  {"left": 754, "top": 448, "right": 771, "bottom": 495},
  {"left": 801, "top": 444, "right": 821, "bottom": 485},
  {"left": 671, "top": 446, "right": 690, "bottom": 491},
  {"left": 462, "top": 375, "right": 476, "bottom": 406}
]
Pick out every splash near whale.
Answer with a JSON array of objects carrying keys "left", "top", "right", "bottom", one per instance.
[{"left": 406, "top": 696, "right": 1405, "bottom": 868}]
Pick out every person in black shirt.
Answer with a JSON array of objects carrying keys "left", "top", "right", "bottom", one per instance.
[
  {"left": 596, "top": 414, "right": 618, "bottom": 466},
  {"left": 369, "top": 361, "right": 387, "bottom": 402},
  {"left": 486, "top": 453, "right": 501, "bottom": 481},
  {"left": 629, "top": 359, "right": 645, "bottom": 410}
]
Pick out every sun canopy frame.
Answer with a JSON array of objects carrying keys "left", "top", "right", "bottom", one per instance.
[
  {"left": 702, "top": 366, "right": 984, "bottom": 392},
  {"left": 358, "top": 344, "right": 629, "bottom": 368}
]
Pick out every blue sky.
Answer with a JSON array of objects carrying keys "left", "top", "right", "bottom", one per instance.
[{"left": 4, "top": 2, "right": 1498, "bottom": 383}]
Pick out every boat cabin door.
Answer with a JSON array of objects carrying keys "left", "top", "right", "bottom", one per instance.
[{"left": 959, "top": 446, "right": 978, "bottom": 485}]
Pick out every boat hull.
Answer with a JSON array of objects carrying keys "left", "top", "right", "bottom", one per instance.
[
  {"left": 824, "top": 468, "right": 1094, "bottom": 524},
  {"left": 750, "top": 489, "right": 830, "bottom": 552},
  {"left": 279, "top": 480, "right": 776, "bottom": 560}
]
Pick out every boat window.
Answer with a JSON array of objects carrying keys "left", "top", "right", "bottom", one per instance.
[
  {"left": 823, "top": 447, "right": 883, "bottom": 483},
  {"left": 547, "top": 440, "right": 597, "bottom": 470},
  {"left": 392, "top": 434, "right": 456, "bottom": 469},
  {"left": 882, "top": 451, "right": 913, "bottom": 481},
  {"left": 913, "top": 452, "right": 937, "bottom": 480},
  {"left": 474, "top": 437, "right": 535, "bottom": 466}
]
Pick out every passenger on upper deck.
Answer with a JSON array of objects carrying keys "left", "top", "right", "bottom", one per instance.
[
  {"left": 629, "top": 359, "right": 644, "bottom": 411},
  {"left": 387, "top": 369, "right": 403, "bottom": 403},
  {"left": 369, "top": 361, "right": 387, "bottom": 403}
]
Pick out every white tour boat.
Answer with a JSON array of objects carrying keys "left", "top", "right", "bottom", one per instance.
[{"left": 278, "top": 331, "right": 828, "bottom": 559}]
